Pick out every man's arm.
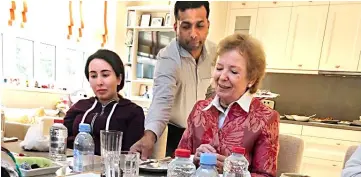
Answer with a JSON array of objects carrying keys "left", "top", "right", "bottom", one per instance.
[
  {"left": 342, "top": 146, "right": 361, "bottom": 177},
  {"left": 145, "top": 57, "right": 178, "bottom": 140}
]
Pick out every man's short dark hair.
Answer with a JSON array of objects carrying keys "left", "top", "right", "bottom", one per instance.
[{"left": 174, "top": 1, "right": 210, "bottom": 20}]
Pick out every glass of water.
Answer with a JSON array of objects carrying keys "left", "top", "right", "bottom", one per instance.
[
  {"left": 119, "top": 151, "right": 140, "bottom": 177},
  {"left": 101, "top": 130, "right": 123, "bottom": 177}
]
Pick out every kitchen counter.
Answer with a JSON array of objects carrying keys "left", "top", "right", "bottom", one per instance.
[{"left": 280, "top": 119, "right": 361, "bottom": 131}]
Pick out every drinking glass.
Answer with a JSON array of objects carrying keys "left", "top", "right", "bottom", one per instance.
[
  {"left": 119, "top": 151, "right": 140, "bottom": 177},
  {"left": 100, "top": 130, "right": 123, "bottom": 177}
]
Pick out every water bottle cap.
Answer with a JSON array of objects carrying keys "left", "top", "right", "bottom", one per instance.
[
  {"left": 232, "top": 146, "right": 245, "bottom": 154},
  {"left": 54, "top": 119, "right": 64, "bottom": 124},
  {"left": 175, "top": 149, "right": 191, "bottom": 158},
  {"left": 200, "top": 153, "right": 217, "bottom": 165},
  {"left": 79, "top": 123, "right": 91, "bottom": 133}
]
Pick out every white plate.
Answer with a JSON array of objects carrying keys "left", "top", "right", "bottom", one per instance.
[
  {"left": 139, "top": 161, "right": 168, "bottom": 172},
  {"left": 20, "top": 162, "right": 63, "bottom": 177}
]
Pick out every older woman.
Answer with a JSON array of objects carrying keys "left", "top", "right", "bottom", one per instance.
[
  {"left": 64, "top": 49, "right": 144, "bottom": 155},
  {"left": 178, "top": 33, "right": 279, "bottom": 176}
]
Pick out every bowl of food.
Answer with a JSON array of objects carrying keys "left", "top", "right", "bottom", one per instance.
[
  {"left": 16, "top": 156, "right": 63, "bottom": 176},
  {"left": 293, "top": 115, "right": 310, "bottom": 122},
  {"left": 285, "top": 115, "right": 295, "bottom": 120},
  {"left": 338, "top": 121, "right": 351, "bottom": 126}
]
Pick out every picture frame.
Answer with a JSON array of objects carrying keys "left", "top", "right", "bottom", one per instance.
[
  {"left": 151, "top": 17, "right": 163, "bottom": 27},
  {"left": 127, "top": 10, "right": 136, "bottom": 27},
  {"left": 140, "top": 14, "right": 151, "bottom": 27},
  {"left": 125, "top": 30, "right": 133, "bottom": 45},
  {"left": 165, "top": 13, "right": 171, "bottom": 26},
  {"left": 139, "top": 84, "right": 150, "bottom": 98}
]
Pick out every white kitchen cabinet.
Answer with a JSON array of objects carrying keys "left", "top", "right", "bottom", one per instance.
[
  {"left": 280, "top": 123, "right": 303, "bottom": 135},
  {"left": 285, "top": 5, "right": 328, "bottom": 70},
  {"left": 302, "top": 136, "right": 360, "bottom": 162},
  {"left": 228, "top": 1, "right": 259, "bottom": 9},
  {"left": 279, "top": 123, "right": 361, "bottom": 177},
  {"left": 293, "top": 1, "right": 330, "bottom": 6},
  {"left": 255, "top": 7, "right": 292, "bottom": 69},
  {"left": 330, "top": 1, "right": 361, "bottom": 5},
  {"left": 301, "top": 157, "right": 343, "bottom": 177},
  {"left": 302, "top": 125, "right": 361, "bottom": 142},
  {"left": 319, "top": 4, "right": 361, "bottom": 72},
  {"left": 226, "top": 9, "right": 258, "bottom": 36},
  {"left": 258, "top": 1, "right": 293, "bottom": 8}
]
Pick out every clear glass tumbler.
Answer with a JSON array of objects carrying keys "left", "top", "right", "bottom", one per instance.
[
  {"left": 100, "top": 130, "right": 123, "bottom": 177},
  {"left": 119, "top": 151, "right": 140, "bottom": 177}
]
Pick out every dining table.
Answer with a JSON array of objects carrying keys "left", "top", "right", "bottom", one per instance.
[{"left": 2, "top": 141, "right": 167, "bottom": 177}]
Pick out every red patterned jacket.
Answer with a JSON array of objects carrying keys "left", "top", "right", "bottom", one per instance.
[{"left": 178, "top": 97, "right": 280, "bottom": 177}]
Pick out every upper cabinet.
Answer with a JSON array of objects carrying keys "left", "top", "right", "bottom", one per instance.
[
  {"left": 255, "top": 7, "right": 292, "bottom": 69},
  {"left": 319, "top": 4, "right": 361, "bottom": 72},
  {"left": 293, "top": 1, "right": 330, "bottom": 6},
  {"left": 228, "top": 1, "right": 259, "bottom": 9},
  {"left": 258, "top": 1, "right": 293, "bottom": 8},
  {"left": 285, "top": 5, "right": 328, "bottom": 70},
  {"left": 226, "top": 9, "right": 258, "bottom": 36},
  {"left": 330, "top": 1, "right": 361, "bottom": 5},
  {"left": 227, "top": 1, "right": 361, "bottom": 74}
]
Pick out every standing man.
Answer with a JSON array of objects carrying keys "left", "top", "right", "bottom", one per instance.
[{"left": 130, "top": 1, "right": 216, "bottom": 160}]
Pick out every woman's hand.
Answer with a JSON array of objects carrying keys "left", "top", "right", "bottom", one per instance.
[
  {"left": 194, "top": 144, "right": 217, "bottom": 164},
  {"left": 216, "top": 154, "right": 227, "bottom": 173}
]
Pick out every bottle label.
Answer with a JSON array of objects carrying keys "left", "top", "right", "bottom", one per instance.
[
  {"left": 50, "top": 129, "right": 67, "bottom": 154},
  {"left": 73, "top": 149, "right": 83, "bottom": 172}
]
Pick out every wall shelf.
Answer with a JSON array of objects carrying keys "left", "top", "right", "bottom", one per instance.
[
  {"left": 129, "top": 96, "right": 151, "bottom": 103},
  {"left": 127, "top": 26, "right": 173, "bottom": 31},
  {"left": 132, "top": 78, "right": 153, "bottom": 84},
  {"left": 127, "top": 5, "right": 172, "bottom": 12},
  {"left": 124, "top": 4, "right": 175, "bottom": 107}
]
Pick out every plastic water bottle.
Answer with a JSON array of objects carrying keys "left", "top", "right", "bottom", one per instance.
[
  {"left": 73, "top": 123, "right": 94, "bottom": 172},
  {"left": 167, "top": 149, "right": 196, "bottom": 177},
  {"left": 195, "top": 153, "right": 219, "bottom": 177},
  {"left": 223, "top": 146, "right": 251, "bottom": 177},
  {"left": 49, "top": 119, "right": 68, "bottom": 162}
]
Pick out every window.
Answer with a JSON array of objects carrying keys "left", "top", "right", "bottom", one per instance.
[
  {"left": 35, "top": 43, "right": 56, "bottom": 82},
  {"left": 0, "top": 33, "right": 3, "bottom": 77},
  {"left": 4, "top": 37, "right": 34, "bottom": 79},
  {"left": 56, "top": 48, "right": 84, "bottom": 90}
]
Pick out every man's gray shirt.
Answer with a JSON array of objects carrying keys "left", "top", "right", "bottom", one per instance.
[{"left": 145, "top": 38, "right": 217, "bottom": 138}]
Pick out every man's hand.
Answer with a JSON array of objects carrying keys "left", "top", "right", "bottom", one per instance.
[
  {"left": 130, "top": 130, "right": 157, "bottom": 160},
  {"left": 193, "top": 144, "right": 217, "bottom": 165}
]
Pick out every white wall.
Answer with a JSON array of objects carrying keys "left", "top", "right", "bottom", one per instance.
[{"left": 208, "top": 1, "right": 228, "bottom": 44}]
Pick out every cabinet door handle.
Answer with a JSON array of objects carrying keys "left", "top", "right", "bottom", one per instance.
[
  {"left": 332, "top": 164, "right": 337, "bottom": 167},
  {"left": 298, "top": 64, "right": 303, "bottom": 67},
  {"left": 242, "top": 2, "right": 246, "bottom": 5},
  {"left": 335, "top": 65, "right": 340, "bottom": 68},
  {"left": 273, "top": 1, "right": 277, "bottom": 4},
  {"left": 336, "top": 143, "right": 341, "bottom": 145}
]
